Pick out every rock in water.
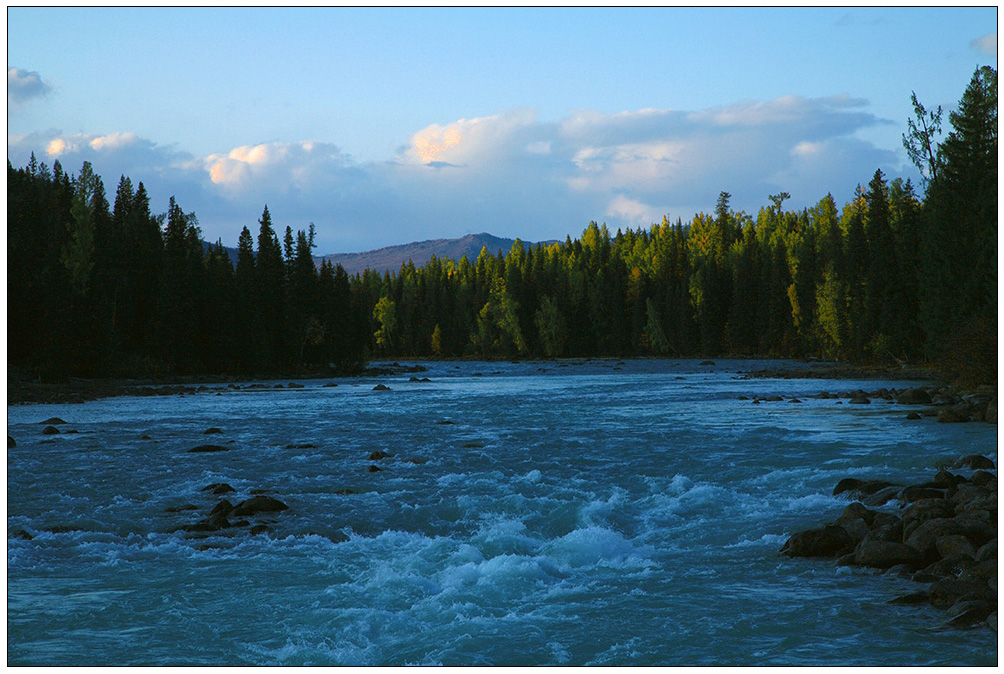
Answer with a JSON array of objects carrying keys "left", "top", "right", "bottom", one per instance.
[
  {"left": 230, "top": 495, "right": 289, "bottom": 516},
  {"left": 187, "top": 444, "right": 230, "bottom": 453},
  {"left": 38, "top": 417, "right": 67, "bottom": 425},
  {"left": 779, "top": 525, "right": 852, "bottom": 558},
  {"left": 42, "top": 426, "right": 60, "bottom": 435}
]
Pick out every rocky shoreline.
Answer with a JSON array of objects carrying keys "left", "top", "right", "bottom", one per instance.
[
  {"left": 780, "top": 452, "right": 997, "bottom": 632},
  {"left": 6, "top": 363, "right": 428, "bottom": 406}
]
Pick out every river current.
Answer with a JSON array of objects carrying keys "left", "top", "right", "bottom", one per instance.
[{"left": 6, "top": 359, "right": 997, "bottom": 666}]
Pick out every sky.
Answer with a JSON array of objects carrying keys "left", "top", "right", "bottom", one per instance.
[{"left": 7, "top": 6, "right": 998, "bottom": 254}]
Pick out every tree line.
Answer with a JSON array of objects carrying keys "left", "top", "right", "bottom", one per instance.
[{"left": 7, "top": 67, "right": 996, "bottom": 382}]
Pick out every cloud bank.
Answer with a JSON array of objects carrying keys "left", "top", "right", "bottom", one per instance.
[
  {"left": 8, "top": 67, "right": 51, "bottom": 104},
  {"left": 971, "top": 32, "right": 997, "bottom": 56},
  {"left": 8, "top": 94, "right": 907, "bottom": 254}
]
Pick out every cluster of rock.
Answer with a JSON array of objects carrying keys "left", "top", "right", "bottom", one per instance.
[
  {"left": 167, "top": 483, "right": 290, "bottom": 538},
  {"left": 780, "top": 454, "right": 997, "bottom": 631},
  {"left": 742, "top": 385, "right": 997, "bottom": 424}
]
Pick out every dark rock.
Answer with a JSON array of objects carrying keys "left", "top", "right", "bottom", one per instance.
[
  {"left": 230, "top": 519, "right": 250, "bottom": 528},
  {"left": 896, "top": 388, "right": 932, "bottom": 405},
  {"left": 699, "top": 360, "right": 715, "bottom": 366},
  {"left": 958, "top": 559, "right": 998, "bottom": 583},
  {"left": 436, "top": 420, "right": 455, "bottom": 425},
  {"left": 200, "top": 513, "right": 231, "bottom": 529},
  {"left": 974, "top": 538, "right": 997, "bottom": 563},
  {"left": 937, "top": 408, "right": 970, "bottom": 423},
  {"left": 187, "top": 444, "right": 230, "bottom": 453},
  {"left": 932, "top": 469, "right": 967, "bottom": 488},
  {"left": 905, "top": 412, "right": 922, "bottom": 420},
  {"left": 936, "top": 535, "right": 977, "bottom": 559},
  {"left": 139, "top": 434, "right": 153, "bottom": 440},
  {"left": 838, "top": 518, "right": 871, "bottom": 544},
  {"left": 969, "top": 470, "right": 996, "bottom": 487},
  {"left": 202, "top": 482, "right": 235, "bottom": 495},
  {"left": 368, "top": 451, "right": 391, "bottom": 460},
  {"left": 779, "top": 525, "right": 852, "bottom": 558},
  {"left": 853, "top": 540, "right": 923, "bottom": 569},
  {"left": 902, "top": 499, "right": 954, "bottom": 539},
  {"left": 836, "top": 502, "right": 877, "bottom": 526},
  {"left": 953, "top": 454, "right": 995, "bottom": 470},
  {"left": 39, "top": 417, "right": 67, "bottom": 425},
  {"left": 944, "top": 600, "right": 994, "bottom": 628},
  {"left": 899, "top": 485, "right": 946, "bottom": 503},
  {"left": 209, "top": 499, "right": 234, "bottom": 517},
  {"left": 334, "top": 489, "right": 357, "bottom": 495},
  {"left": 986, "top": 396, "right": 997, "bottom": 424},
  {"left": 848, "top": 397, "right": 871, "bottom": 404},
  {"left": 409, "top": 376, "right": 422, "bottom": 382},
  {"left": 250, "top": 524, "right": 270, "bottom": 535},
  {"left": 230, "top": 495, "right": 289, "bottom": 517},
  {"left": 164, "top": 504, "right": 200, "bottom": 513},
  {"left": 248, "top": 489, "right": 275, "bottom": 495},
  {"left": 904, "top": 518, "right": 995, "bottom": 560},
  {"left": 285, "top": 443, "right": 318, "bottom": 449},
  {"left": 287, "top": 382, "right": 304, "bottom": 388},
  {"left": 203, "top": 427, "right": 224, "bottom": 434},
  {"left": 921, "top": 553, "right": 975, "bottom": 579},
  {"left": 11, "top": 529, "right": 33, "bottom": 540},
  {"left": 7, "top": 436, "right": 15, "bottom": 448},
  {"left": 42, "top": 426, "right": 60, "bottom": 435},
  {"left": 889, "top": 591, "right": 930, "bottom": 605},
  {"left": 372, "top": 384, "right": 391, "bottom": 391},
  {"left": 928, "top": 579, "right": 995, "bottom": 609},
  {"left": 833, "top": 478, "right": 899, "bottom": 498},
  {"left": 368, "top": 465, "right": 383, "bottom": 472},
  {"left": 323, "top": 382, "right": 338, "bottom": 387},
  {"left": 862, "top": 486, "right": 903, "bottom": 507}
]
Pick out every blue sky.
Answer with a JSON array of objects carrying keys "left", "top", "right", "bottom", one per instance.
[{"left": 8, "top": 6, "right": 997, "bottom": 253}]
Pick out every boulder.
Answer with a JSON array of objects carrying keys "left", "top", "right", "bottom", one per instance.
[
  {"left": 164, "top": 504, "right": 200, "bottom": 513},
  {"left": 832, "top": 478, "right": 899, "bottom": 498},
  {"left": 38, "top": 417, "right": 67, "bottom": 425},
  {"left": 920, "top": 553, "right": 975, "bottom": 579},
  {"left": 285, "top": 443, "right": 318, "bottom": 449},
  {"left": 250, "top": 524, "right": 270, "bottom": 535},
  {"left": 368, "top": 451, "right": 391, "bottom": 460},
  {"left": 974, "top": 538, "right": 997, "bottom": 563},
  {"left": 905, "top": 412, "right": 922, "bottom": 420},
  {"left": 902, "top": 499, "right": 954, "bottom": 538},
  {"left": 836, "top": 502, "right": 877, "bottom": 526},
  {"left": 896, "top": 388, "right": 932, "bottom": 405},
  {"left": 202, "top": 483, "right": 236, "bottom": 495},
  {"left": 42, "top": 426, "right": 60, "bottom": 435},
  {"left": 928, "top": 579, "right": 995, "bottom": 609},
  {"left": 953, "top": 454, "right": 995, "bottom": 470},
  {"left": 230, "top": 495, "right": 289, "bottom": 517},
  {"left": 932, "top": 469, "right": 967, "bottom": 488},
  {"left": 904, "top": 518, "right": 996, "bottom": 560},
  {"left": 779, "top": 525, "right": 852, "bottom": 558},
  {"left": 368, "top": 465, "right": 383, "bottom": 472},
  {"left": 209, "top": 499, "right": 234, "bottom": 517},
  {"left": 187, "top": 444, "right": 230, "bottom": 453},
  {"left": 944, "top": 600, "right": 994, "bottom": 628},
  {"left": 372, "top": 384, "right": 391, "bottom": 391},
  {"left": 848, "top": 397, "right": 871, "bottom": 404},
  {"left": 899, "top": 485, "right": 946, "bottom": 503},
  {"left": 986, "top": 396, "right": 997, "bottom": 424},
  {"left": 969, "top": 470, "right": 996, "bottom": 487},
  {"left": 862, "top": 486, "right": 903, "bottom": 507},
  {"left": 11, "top": 529, "right": 33, "bottom": 540},
  {"left": 937, "top": 408, "right": 970, "bottom": 423},
  {"left": 203, "top": 427, "right": 224, "bottom": 435},
  {"left": 8, "top": 436, "right": 16, "bottom": 448},
  {"left": 935, "top": 534, "right": 977, "bottom": 559},
  {"left": 888, "top": 591, "right": 930, "bottom": 605},
  {"left": 853, "top": 540, "right": 923, "bottom": 569}
]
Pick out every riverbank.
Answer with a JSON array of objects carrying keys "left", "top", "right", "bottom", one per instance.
[
  {"left": 780, "top": 455, "right": 997, "bottom": 632},
  {"left": 6, "top": 362, "right": 429, "bottom": 405}
]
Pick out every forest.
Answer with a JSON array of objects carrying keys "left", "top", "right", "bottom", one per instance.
[{"left": 7, "top": 67, "right": 997, "bottom": 383}]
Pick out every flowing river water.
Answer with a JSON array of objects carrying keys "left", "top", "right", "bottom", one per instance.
[{"left": 6, "top": 359, "right": 997, "bottom": 666}]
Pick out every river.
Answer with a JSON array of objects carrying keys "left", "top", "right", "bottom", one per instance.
[{"left": 6, "top": 358, "right": 997, "bottom": 665}]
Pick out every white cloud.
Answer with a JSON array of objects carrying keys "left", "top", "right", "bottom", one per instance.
[
  {"left": 8, "top": 67, "right": 50, "bottom": 104},
  {"left": 7, "top": 93, "right": 906, "bottom": 254},
  {"left": 970, "top": 32, "right": 997, "bottom": 56}
]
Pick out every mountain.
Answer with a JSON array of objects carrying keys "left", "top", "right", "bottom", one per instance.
[{"left": 318, "top": 232, "right": 558, "bottom": 276}]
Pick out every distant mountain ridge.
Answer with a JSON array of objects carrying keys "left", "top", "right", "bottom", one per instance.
[{"left": 318, "top": 232, "right": 558, "bottom": 276}]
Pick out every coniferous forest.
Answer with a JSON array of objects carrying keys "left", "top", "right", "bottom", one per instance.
[{"left": 8, "top": 67, "right": 997, "bottom": 383}]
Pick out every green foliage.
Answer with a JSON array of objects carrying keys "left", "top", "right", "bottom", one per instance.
[{"left": 7, "top": 68, "right": 995, "bottom": 378}]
